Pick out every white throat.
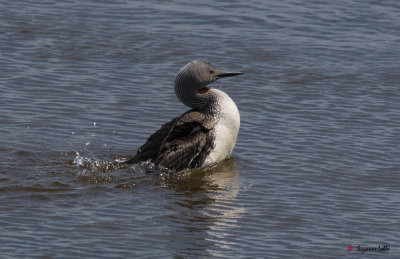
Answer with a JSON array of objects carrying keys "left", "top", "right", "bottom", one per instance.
[{"left": 202, "top": 89, "right": 240, "bottom": 167}]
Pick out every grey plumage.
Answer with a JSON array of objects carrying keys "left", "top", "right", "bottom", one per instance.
[
  {"left": 124, "top": 117, "right": 179, "bottom": 164},
  {"left": 125, "top": 109, "right": 217, "bottom": 171},
  {"left": 125, "top": 60, "right": 242, "bottom": 171},
  {"left": 125, "top": 109, "right": 216, "bottom": 170}
]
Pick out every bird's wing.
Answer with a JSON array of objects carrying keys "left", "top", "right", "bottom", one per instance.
[
  {"left": 124, "top": 117, "right": 180, "bottom": 164},
  {"left": 155, "top": 109, "right": 217, "bottom": 171}
]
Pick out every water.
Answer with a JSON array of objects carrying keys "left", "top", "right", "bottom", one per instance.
[{"left": 1, "top": 0, "right": 399, "bottom": 258}]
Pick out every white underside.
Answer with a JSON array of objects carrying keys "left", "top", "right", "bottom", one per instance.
[{"left": 202, "top": 89, "right": 240, "bottom": 167}]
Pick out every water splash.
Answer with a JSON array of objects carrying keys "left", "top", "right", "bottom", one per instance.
[
  {"left": 73, "top": 151, "right": 125, "bottom": 173},
  {"left": 73, "top": 151, "right": 92, "bottom": 166}
]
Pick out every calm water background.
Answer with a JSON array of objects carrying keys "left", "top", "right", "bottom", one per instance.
[{"left": 1, "top": 0, "right": 399, "bottom": 258}]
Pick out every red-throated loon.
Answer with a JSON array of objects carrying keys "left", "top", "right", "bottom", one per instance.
[{"left": 125, "top": 60, "right": 242, "bottom": 171}]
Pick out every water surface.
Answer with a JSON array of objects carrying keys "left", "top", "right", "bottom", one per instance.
[{"left": 1, "top": 0, "right": 399, "bottom": 258}]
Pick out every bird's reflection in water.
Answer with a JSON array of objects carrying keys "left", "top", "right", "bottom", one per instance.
[
  {"left": 161, "top": 158, "right": 238, "bottom": 192},
  {"left": 159, "top": 158, "right": 244, "bottom": 258}
]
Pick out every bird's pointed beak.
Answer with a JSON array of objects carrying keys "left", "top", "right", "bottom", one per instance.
[{"left": 214, "top": 71, "right": 243, "bottom": 79}]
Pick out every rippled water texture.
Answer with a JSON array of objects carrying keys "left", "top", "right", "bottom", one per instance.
[{"left": 1, "top": 0, "right": 399, "bottom": 258}]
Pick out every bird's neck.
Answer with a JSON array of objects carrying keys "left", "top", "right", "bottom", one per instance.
[{"left": 174, "top": 80, "right": 219, "bottom": 113}]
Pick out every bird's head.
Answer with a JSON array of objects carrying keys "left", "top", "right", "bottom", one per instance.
[{"left": 174, "top": 60, "right": 242, "bottom": 109}]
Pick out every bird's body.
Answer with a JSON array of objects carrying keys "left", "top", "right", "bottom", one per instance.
[
  {"left": 125, "top": 61, "right": 242, "bottom": 171},
  {"left": 202, "top": 89, "right": 240, "bottom": 167}
]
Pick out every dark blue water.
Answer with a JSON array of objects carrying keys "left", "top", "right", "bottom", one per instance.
[{"left": 1, "top": 0, "right": 399, "bottom": 258}]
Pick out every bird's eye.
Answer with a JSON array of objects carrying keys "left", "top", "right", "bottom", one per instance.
[{"left": 210, "top": 70, "right": 214, "bottom": 74}]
